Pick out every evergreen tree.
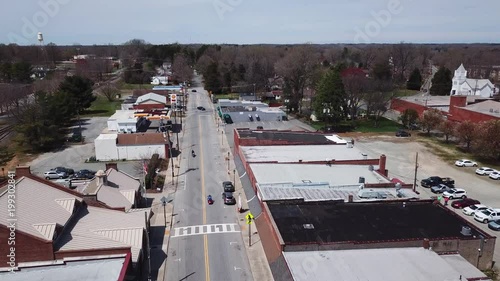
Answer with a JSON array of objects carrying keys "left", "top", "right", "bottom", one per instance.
[
  {"left": 312, "top": 69, "right": 345, "bottom": 124},
  {"left": 430, "top": 67, "right": 452, "bottom": 96},
  {"left": 204, "top": 62, "right": 222, "bottom": 94},
  {"left": 406, "top": 68, "right": 422, "bottom": 90},
  {"left": 59, "top": 75, "right": 96, "bottom": 114},
  {"left": 371, "top": 60, "right": 392, "bottom": 81}
]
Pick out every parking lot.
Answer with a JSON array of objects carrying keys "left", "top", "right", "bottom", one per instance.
[
  {"left": 354, "top": 135, "right": 500, "bottom": 266},
  {"left": 27, "top": 117, "right": 142, "bottom": 180}
]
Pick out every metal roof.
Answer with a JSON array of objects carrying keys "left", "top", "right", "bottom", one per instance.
[
  {"left": 241, "top": 145, "right": 365, "bottom": 163},
  {"left": 1, "top": 256, "right": 127, "bottom": 281},
  {"left": 249, "top": 163, "right": 388, "bottom": 186},
  {"left": 55, "top": 205, "right": 148, "bottom": 263},
  {"left": 0, "top": 177, "right": 82, "bottom": 241},
  {"left": 283, "top": 248, "right": 490, "bottom": 281},
  {"left": 135, "top": 93, "right": 167, "bottom": 105}
]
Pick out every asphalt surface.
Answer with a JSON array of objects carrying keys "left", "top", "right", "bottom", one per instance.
[{"left": 165, "top": 78, "right": 253, "bottom": 281}]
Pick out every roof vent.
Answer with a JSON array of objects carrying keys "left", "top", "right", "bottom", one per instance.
[
  {"left": 359, "top": 177, "right": 365, "bottom": 184},
  {"left": 495, "top": 109, "right": 499, "bottom": 113},
  {"left": 461, "top": 226, "right": 472, "bottom": 236},
  {"left": 368, "top": 165, "right": 374, "bottom": 171},
  {"left": 490, "top": 108, "right": 494, "bottom": 112},
  {"left": 303, "top": 224, "right": 314, "bottom": 229},
  {"left": 302, "top": 180, "right": 312, "bottom": 183}
]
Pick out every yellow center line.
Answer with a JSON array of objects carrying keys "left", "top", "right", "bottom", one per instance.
[{"left": 199, "top": 115, "right": 210, "bottom": 281}]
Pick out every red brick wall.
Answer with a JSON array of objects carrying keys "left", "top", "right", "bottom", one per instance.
[
  {"left": 55, "top": 247, "right": 131, "bottom": 260},
  {"left": 255, "top": 203, "right": 284, "bottom": 263},
  {"left": 0, "top": 226, "right": 54, "bottom": 265},
  {"left": 391, "top": 98, "right": 427, "bottom": 117},
  {"left": 448, "top": 106, "right": 498, "bottom": 123}
]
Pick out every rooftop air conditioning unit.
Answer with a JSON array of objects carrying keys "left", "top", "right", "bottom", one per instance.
[{"left": 460, "top": 226, "right": 472, "bottom": 236}]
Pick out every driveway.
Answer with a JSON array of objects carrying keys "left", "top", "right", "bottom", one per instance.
[{"left": 353, "top": 135, "right": 500, "bottom": 266}]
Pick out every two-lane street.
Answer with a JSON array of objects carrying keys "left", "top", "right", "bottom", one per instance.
[{"left": 165, "top": 76, "right": 253, "bottom": 281}]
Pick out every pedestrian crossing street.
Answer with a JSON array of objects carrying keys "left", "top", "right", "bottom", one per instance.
[{"left": 171, "top": 223, "right": 240, "bottom": 238}]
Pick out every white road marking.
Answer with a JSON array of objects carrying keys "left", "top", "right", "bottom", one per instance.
[
  {"left": 171, "top": 223, "right": 240, "bottom": 238},
  {"left": 247, "top": 195, "right": 256, "bottom": 202},
  {"left": 239, "top": 172, "right": 246, "bottom": 178}
]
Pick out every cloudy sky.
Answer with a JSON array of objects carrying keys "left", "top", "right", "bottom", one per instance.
[{"left": 1, "top": 0, "right": 499, "bottom": 45}]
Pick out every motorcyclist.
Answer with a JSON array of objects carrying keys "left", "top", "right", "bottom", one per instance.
[
  {"left": 191, "top": 150, "right": 195, "bottom": 157},
  {"left": 207, "top": 195, "right": 212, "bottom": 202}
]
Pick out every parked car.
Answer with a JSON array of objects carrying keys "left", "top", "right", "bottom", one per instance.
[
  {"left": 489, "top": 171, "right": 500, "bottom": 180},
  {"left": 451, "top": 198, "right": 480, "bottom": 209},
  {"left": 52, "top": 167, "right": 74, "bottom": 175},
  {"left": 256, "top": 126, "right": 264, "bottom": 129},
  {"left": 475, "top": 167, "right": 495, "bottom": 176},
  {"left": 44, "top": 171, "right": 67, "bottom": 179},
  {"left": 442, "top": 188, "right": 467, "bottom": 199},
  {"left": 222, "top": 181, "right": 235, "bottom": 192},
  {"left": 395, "top": 130, "right": 411, "bottom": 137},
  {"left": 431, "top": 184, "right": 453, "bottom": 194},
  {"left": 488, "top": 220, "right": 500, "bottom": 231},
  {"left": 191, "top": 89, "right": 197, "bottom": 92},
  {"left": 455, "top": 159, "right": 477, "bottom": 167},
  {"left": 72, "top": 170, "right": 96, "bottom": 180},
  {"left": 463, "top": 204, "right": 489, "bottom": 216},
  {"left": 474, "top": 208, "right": 500, "bottom": 223},
  {"left": 221, "top": 192, "right": 236, "bottom": 205},
  {"left": 197, "top": 106, "right": 206, "bottom": 111},
  {"left": 421, "top": 176, "right": 455, "bottom": 188}
]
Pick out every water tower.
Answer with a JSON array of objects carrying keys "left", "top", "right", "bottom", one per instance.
[{"left": 37, "top": 32, "right": 44, "bottom": 47}]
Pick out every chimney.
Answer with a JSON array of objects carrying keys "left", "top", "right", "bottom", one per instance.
[
  {"left": 95, "top": 170, "right": 106, "bottom": 186},
  {"left": 378, "top": 155, "right": 387, "bottom": 176},
  {"left": 16, "top": 166, "right": 31, "bottom": 177},
  {"left": 105, "top": 163, "right": 118, "bottom": 171},
  {"left": 423, "top": 238, "right": 430, "bottom": 249},
  {"left": 348, "top": 195, "right": 354, "bottom": 202}
]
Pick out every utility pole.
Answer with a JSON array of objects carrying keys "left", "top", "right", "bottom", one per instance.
[
  {"left": 413, "top": 152, "right": 419, "bottom": 192},
  {"left": 165, "top": 132, "right": 175, "bottom": 184}
]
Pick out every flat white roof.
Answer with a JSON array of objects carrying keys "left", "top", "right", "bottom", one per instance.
[
  {"left": 249, "top": 163, "right": 388, "bottom": 186},
  {"left": 241, "top": 145, "right": 365, "bottom": 162},
  {"left": 108, "top": 110, "right": 135, "bottom": 120},
  {"left": 283, "top": 248, "right": 489, "bottom": 281},
  {"left": 96, "top": 134, "right": 118, "bottom": 140}
]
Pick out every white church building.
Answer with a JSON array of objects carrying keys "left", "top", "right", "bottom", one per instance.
[{"left": 451, "top": 64, "right": 496, "bottom": 98}]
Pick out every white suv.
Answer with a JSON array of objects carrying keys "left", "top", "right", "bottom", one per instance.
[
  {"left": 489, "top": 171, "right": 500, "bottom": 180},
  {"left": 44, "top": 171, "right": 67, "bottom": 179},
  {"left": 475, "top": 167, "right": 495, "bottom": 176},
  {"left": 463, "top": 204, "right": 489, "bottom": 216},
  {"left": 474, "top": 208, "right": 500, "bottom": 223},
  {"left": 455, "top": 159, "right": 477, "bottom": 167},
  {"left": 443, "top": 188, "right": 467, "bottom": 199}
]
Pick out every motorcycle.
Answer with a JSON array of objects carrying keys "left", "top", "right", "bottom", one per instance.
[{"left": 207, "top": 195, "right": 214, "bottom": 205}]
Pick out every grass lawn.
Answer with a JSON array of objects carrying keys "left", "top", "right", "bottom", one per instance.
[
  {"left": 83, "top": 96, "right": 121, "bottom": 117},
  {"left": 394, "top": 89, "right": 419, "bottom": 97},
  {"left": 215, "top": 93, "right": 240, "bottom": 99}
]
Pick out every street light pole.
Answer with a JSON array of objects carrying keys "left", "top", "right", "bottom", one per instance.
[
  {"left": 227, "top": 152, "right": 230, "bottom": 172},
  {"left": 165, "top": 132, "right": 175, "bottom": 184},
  {"left": 233, "top": 169, "right": 236, "bottom": 186}
]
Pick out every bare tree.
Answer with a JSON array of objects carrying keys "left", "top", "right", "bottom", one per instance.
[
  {"left": 172, "top": 53, "right": 193, "bottom": 83},
  {"left": 391, "top": 42, "right": 416, "bottom": 83},
  {"left": 419, "top": 108, "right": 443, "bottom": 134},
  {"left": 455, "top": 120, "right": 477, "bottom": 151},
  {"left": 275, "top": 45, "right": 319, "bottom": 115},
  {"left": 473, "top": 120, "right": 500, "bottom": 161},
  {"left": 439, "top": 120, "right": 456, "bottom": 143},
  {"left": 100, "top": 83, "right": 120, "bottom": 101},
  {"left": 342, "top": 72, "right": 369, "bottom": 119}
]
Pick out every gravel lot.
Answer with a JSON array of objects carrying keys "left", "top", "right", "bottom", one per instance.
[
  {"left": 27, "top": 117, "right": 142, "bottom": 179},
  {"left": 354, "top": 134, "right": 500, "bottom": 266}
]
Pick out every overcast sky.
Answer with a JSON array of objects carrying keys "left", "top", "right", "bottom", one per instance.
[{"left": 1, "top": 0, "right": 499, "bottom": 45}]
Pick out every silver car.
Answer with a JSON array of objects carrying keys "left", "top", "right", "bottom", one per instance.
[{"left": 44, "top": 171, "right": 67, "bottom": 179}]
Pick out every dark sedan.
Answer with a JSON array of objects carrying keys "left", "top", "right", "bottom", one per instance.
[
  {"left": 395, "top": 130, "right": 411, "bottom": 137},
  {"left": 222, "top": 181, "right": 235, "bottom": 192},
  {"left": 488, "top": 220, "right": 500, "bottom": 231},
  {"left": 222, "top": 192, "right": 236, "bottom": 205},
  {"left": 451, "top": 198, "right": 480, "bottom": 209},
  {"left": 197, "top": 106, "right": 206, "bottom": 111}
]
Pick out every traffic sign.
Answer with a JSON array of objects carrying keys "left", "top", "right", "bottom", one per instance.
[{"left": 246, "top": 213, "right": 254, "bottom": 224}]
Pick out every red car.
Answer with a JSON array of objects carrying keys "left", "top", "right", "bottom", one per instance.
[{"left": 451, "top": 198, "right": 480, "bottom": 209}]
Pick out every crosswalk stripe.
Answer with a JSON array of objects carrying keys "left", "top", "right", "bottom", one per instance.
[{"left": 170, "top": 223, "right": 240, "bottom": 238}]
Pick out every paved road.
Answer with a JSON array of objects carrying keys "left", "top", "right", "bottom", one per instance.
[{"left": 165, "top": 77, "right": 253, "bottom": 280}]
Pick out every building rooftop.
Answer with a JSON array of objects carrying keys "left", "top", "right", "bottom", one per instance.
[
  {"left": 249, "top": 164, "right": 388, "bottom": 186},
  {"left": 241, "top": 145, "right": 365, "bottom": 163},
  {"left": 1, "top": 255, "right": 128, "bottom": 280},
  {"left": 399, "top": 94, "right": 479, "bottom": 107},
  {"left": 135, "top": 93, "right": 167, "bottom": 105},
  {"left": 116, "top": 133, "right": 166, "bottom": 146},
  {"left": 218, "top": 99, "right": 268, "bottom": 107},
  {"left": 463, "top": 100, "right": 500, "bottom": 117},
  {"left": 237, "top": 129, "right": 345, "bottom": 145},
  {"left": 257, "top": 182, "right": 418, "bottom": 202},
  {"left": 267, "top": 200, "right": 489, "bottom": 244},
  {"left": 108, "top": 110, "right": 135, "bottom": 121},
  {"left": 283, "top": 248, "right": 490, "bottom": 281},
  {"left": 96, "top": 134, "right": 118, "bottom": 140},
  {"left": 0, "top": 177, "right": 82, "bottom": 241},
  {"left": 55, "top": 205, "right": 148, "bottom": 263}
]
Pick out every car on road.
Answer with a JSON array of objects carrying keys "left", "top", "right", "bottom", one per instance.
[
  {"left": 52, "top": 167, "right": 74, "bottom": 175},
  {"left": 395, "top": 130, "right": 411, "bottom": 137},
  {"left": 197, "top": 106, "right": 206, "bottom": 111},
  {"left": 488, "top": 220, "right": 500, "bottom": 231},
  {"left": 489, "top": 171, "right": 500, "bottom": 180},
  {"left": 463, "top": 204, "right": 489, "bottom": 215},
  {"left": 221, "top": 192, "right": 236, "bottom": 205},
  {"left": 44, "top": 171, "right": 68, "bottom": 179},
  {"left": 421, "top": 176, "right": 455, "bottom": 188},
  {"left": 222, "top": 181, "right": 235, "bottom": 192},
  {"left": 474, "top": 208, "right": 500, "bottom": 223},
  {"left": 256, "top": 126, "right": 264, "bottom": 129},
  {"left": 475, "top": 167, "right": 495, "bottom": 176},
  {"left": 442, "top": 188, "right": 467, "bottom": 199},
  {"left": 455, "top": 159, "right": 477, "bottom": 167},
  {"left": 431, "top": 184, "right": 453, "bottom": 194},
  {"left": 191, "top": 89, "right": 197, "bottom": 92},
  {"left": 451, "top": 198, "right": 480, "bottom": 209}
]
